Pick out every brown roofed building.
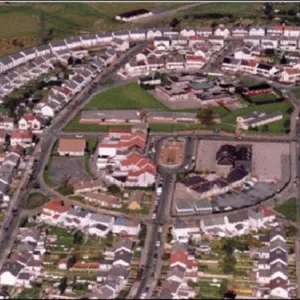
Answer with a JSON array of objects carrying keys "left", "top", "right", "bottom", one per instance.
[
  {"left": 84, "top": 192, "right": 121, "bottom": 208},
  {"left": 128, "top": 190, "right": 144, "bottom": 210},
  {"left": 58, "top": 138, "right": 86, "bottom": 156}
]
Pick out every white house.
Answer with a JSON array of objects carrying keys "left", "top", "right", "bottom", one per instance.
[
  {"left": 0, "top": 262, "right": 23, "bottom": 286},
  {"left": 146, "top": 28, "right": 163, "bottom": 40},
  {"left": 244, "top": 35, "right": 261, "bottom": 46},
  {"left": 18, "top": 114, "right": 42, "bottom": 130},
  {"left": 154, "top": 37, "right": 171, "bottom": 50},
  {"left": 97, "top": 33, "right": 113, "bottom": 44},
  {"left": 283, "top": 26, "right": 300, "bottom": 37},
  {"left": 88, "top": 224, "right": 110, "bottom": 237},
  {"left": 249, "top": 26, "right": 266, "bottom": 36},
  {"left": 112, "top": 217, "right": 140, "bottom": 236},
  {"left": 172, "top": 220, "right": 200, "bottom": 243},
  {"left": 280, "top": 68, "right": 300, "bottom": 83},
  {"left": 214, "top": 26, "right": 231, "bottom": 38},
  {"left": 180, "top": 28, "right": 196, "bottom": 37},
  {"left": 196, "top": 27, "right": 212, "bottom": 37},
  {"left": 80, "top": 34, "right": 99, "bottom": 48},
  {"left": 129, "top": 29, "right": 146, "bottom": 40},
  {"left": 232, "top": 26, "right": 249, "bottom": 37}
]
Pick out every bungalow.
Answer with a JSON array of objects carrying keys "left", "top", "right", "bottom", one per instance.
[
  {"left": 10, "top": 52, "right": 25, "bottom": 68},
  {"left": 112, "top": 217, "right": 141, "bottom": 236},
  {"left": 147, "top": 111, "right": 197, "bottom": 124},
  {"left": 146, "top": 28, "right": 163, "bottom": 40},
  {"left": 18, "top": 114, "right": 42, "bottom": 130},
  {"left": 80, "top": 110, "right": 141, "bottom": 125},
  {"left": 236, "top": 111, "right": 283, "bottom": 130},
  {"left": 80, "top": 34, "right": 99, "bottom": 48},
  {"left": 248, "top": 26, "right": 266, "bottom": 36},
  {"left": 200, "top": 216, "right": 227, "bottom": 236},
  {"left": 180, "top": 28, "right": 196, "bottom": 37},
  {"left": 20, "top": 48, "right": 36, "bottom": 62},
  {"left": 256, "top": 63, "right": 279, "bottom": 77},
  {"left": 89, "top": 213, "right": 114, "bottom": 228},
  {"left": 50, "top": 40, "right": 68, "bottom": 52},
  {"left": 88, "top": 223, "right": 110, "bottom": 237},
  {"left": 280, "top": 68, "right": 300, "bottom": 83},
  {"left": 35, "top": 45, "right": 51, "bottom": 56},
  {"left": 113, "top": 250, "right": 132, "bottom": 268},
  {"left": 175, "top": 199, "right": 195, "bottom": 215},
  {"left": 113, "top": 30, "right": 130, "bottom": 41},
  {"left": 283, "top": 25, "right": 300, "bottom": 37},
  {"left": 266, "top": 25, "right": 284, "bottom": 36},
  {"left": 65, "top": 37, "right": 83, "bottom": 50},
  {"left": 40, "top": 199, "right": 71, "bottom": 225},
  {"left": 214, "top": 25, "right": 231, "bottom": 38},
  {"left": 172, "top": 219, "right": 200, "bottom": 242},
  {"left": 129, "top": 29, "right": 146, "bottom": 40},
  {"left": 232, "top": 26, "right": 249, "bottom": 37},
  {"left": 166, "top": 56, "right": 185, "bottom": 70},
  {"left": 193, "top": 199, "right": 213, "bottom": 214},
  {"left": 72, "top": 179, "right": 106, "bottom": 194},
  {"left": 196, "top": 27, "right": 213, "bottom": 37},
  {"left": 97, "top": 33, "right": 113, "bottom": 44},
  {"left": 242, "top": 83, "right": 272, "bottom": 96},
  {"left": 84, "top": 192, "right": 121, "bottom": 209},
  {"left": 10, "top": 130, "right": 33, "bottom": 147},
  {"left": 58, "top": 138, "right": 86, "bottom": 156}
]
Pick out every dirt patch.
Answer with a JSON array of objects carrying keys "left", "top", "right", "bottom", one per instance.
[{"left": 159, "top": 139, "right": 185, "bottom": 166}]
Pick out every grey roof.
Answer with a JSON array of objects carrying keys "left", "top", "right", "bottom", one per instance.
[
  {"left": 81, "top": 34, "right": 98, "bottom": 41},
  {"left": 0, "top": 163, "right": 14, "bottom": 184},
  {"left": 15, "top": 251, "right": 32, "bottom": 265},
  {"left": 248, "top": 210, "right": 264, "bottom": 220},
  {"left": 68, "top": 207, "right": 88, "bottom": 218},
  {"left": 81, "top": 110, "right": 141, "bottom": 121},
  {"left": 194, "top": 199, "right": 212, "bottom": 210},
  {"left": 18, "top": 228, "right": 41, "bottom": 242},
  {"left": 72, "top": 74, "right": 85, "bottom": 84},
  {"left": 10, "top": 52, "right": 25, "bottom": 61},
  {"left": 65, "top": 37, "right": 82, "bottom": 44},
  {"left": 21, "top": 48, "right": 36, "bottom": 56},
  {"left": 202, "top": 215, "right": 225, "bottom": 227},
  {"left": 0, "top": 56, "right": 13, "bottom": 66},
  {"left": 94, "top": 287, "right": 114, "bottom": 299},
  {"left": 18, "top": 272, "right": 31, "bottom": 280},
  {"left": 3, "top": 152, "right": 20, "bottom": 167},
  {"left": 147, "top": 111, "right": 196, "bottom": 119},
  {"left": 97, "top": 32, "right": 113, "bottom": 38},
  {"left": 270, "top": 263, "right": 288, "bottom": 277},
  {"left": 269, "top": 249, "right": 287, "bottom": 264},
  {"left": 113, "top": 30, "right": 129, "bottom": 36},
  {"left": 114, "top": 239, "right": 133, "bottom": 252},
  {"left": 130, "top": 29, "right": 146, "bottom": 34},
  {"left": 227, "top": 210, "right": 249, "bottom": 224},
  {"left": 0, "top": 180, "right": 8, "bottom": 194},
  {"left": 175, "top": 199, "right": 194, "bottom": 211},
  {"left": 258, "top": 269, "right": 270, "bottom": 278},
  {"left": 16, "top": 242, "right": 36, "bottom": 253},
  {"left": 108, "top": 265, "right": 129, "bottom": 279},
  {"left": 89, "top": 213, "right": 114, "bottom": 224},
  {"left": 270, "top": 239, "right": 287, "bottom": 252},
  {"left": 114, "top": 250, "right": 132, "bottom": 264},
  {"left": 50, "top": 40, "right": 67, "bottom": 48},
  {"left": 1, "top": 261, "right": 23, "bottom": 277},
  {"left": 92, "top": 223, "right": 108, "bottom": 231},
  {"left": 35, "top": 45, "right": 51, "bottom": 52},
  {"left": 154, "top": 36, "right": 170, "bottom": 41}
]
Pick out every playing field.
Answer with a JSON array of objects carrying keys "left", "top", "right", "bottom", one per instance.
[
  {"left": 85, "top": 83, "right": 169, "bottom": 110},
  {"left": 248, "top": 92, "right": 280, "bottom": 104}
]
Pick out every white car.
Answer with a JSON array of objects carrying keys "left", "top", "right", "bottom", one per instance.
[
  {"left": 184, "top": 164, "right": 189, "bottom": 170},
  {"left": 152, "top": 213, "right": 156, "bottom": 219}
]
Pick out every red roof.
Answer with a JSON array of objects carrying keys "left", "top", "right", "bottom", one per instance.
[
  {"left": 23, "top": 114, "right": 41, "bottom": 122},
  {"left": 59, "top": 258, "right": 68, "bottom": 265},
  {"left": 259, "top": 205, "right": 274, "bottom": 218},
  {"left": 43, "top": 199, "right": 71, "bottom": 214},
  {"left": 186, "top": 55, "right": 205, "bottom": 62},
  {"left": 11, "top": 130, "right": 33, "bottom": 140},
  {"left": 188, "top": 35, "right": 199, "bottom": 40},
  {"left": 284, "top": 68, "right": 300, "bottom": 75},
  {"left": 170, "top": 250, "right": 197, "bottom": 269},
  {"left": 72, "top": 262, "right": 100, "bottom": 269},
  {"left": 59, "top": 87, "right": 71, "bottom": 96}
]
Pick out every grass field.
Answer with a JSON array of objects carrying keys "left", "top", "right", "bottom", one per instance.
[
  {"left": 0, "top": 2, "right": 184, "bottom": 56},
  {"left": 275, "top": 197, "right": 297, "bottom": 222},
  {"left": 248, "top": 92, "right": 280, "bottom": 104},
  {"left": 292, "top": 87, "right": 300, "bottom": 99},
  {"left": 85, "top": 83, "right": 168, "bottom": 110},
  {"left": 25, "top": 192, "right": 49, "bottom": 210}
]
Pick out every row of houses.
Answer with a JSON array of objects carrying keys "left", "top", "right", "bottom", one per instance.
[
  {"left": 157, "top": 242, "right": 198, "bottom": 299},
  {"left": 171, "top": 206, "right": 277, "bottom": 240},
  {"left": 97, "top": 129, "right": 157, "bottom": 188},
  {"left": 0, "top": 227, "right": 46, "bottom": 287},
  {"left": 250, "top": 226, "right": 290, "bottom": 299},
  {"left": 38, "top": 199, "right": 141, "bottom": 237}
]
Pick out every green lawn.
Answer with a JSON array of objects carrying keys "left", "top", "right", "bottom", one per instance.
[
  {"left": 16, "top": 288, "right": 41, "bottom": 299},
  {"left": 292, "top": 87, "right": 300, "bottom": 99},
  {"left": 248, "top": 92, "right": 281, "bottom": 104},
  {"left": 222, "top": 101, "right": 293, "bottom": 134},
  {"left": 85, "top": 83, "right": 169, "bottom": 110},
  {"left": 25, "top": 192, "right": 49, "bottom": 210},
  {"left": 55, "top": 186, "right": 73, "bottom": 196},
  {"left": 275, "top": 198, "right": 297, "bottom": 222},
  {"left": 64, "top": 114, "right": 132, "bottom": 132},
  {"left": 86, "top": 138, "right": 98, "bottom": 153}
]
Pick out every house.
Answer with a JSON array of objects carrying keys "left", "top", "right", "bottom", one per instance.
[
  {"left": 200, "top": 216, "right": 226, "bottom": 236},
  {"left": 89, "top": 213, "right": 114, "bottom": 228},
  {"left": 65, "top": 37, "right": 83, "bottom": 50},
  {"left": 180, "top": 28, "right": 196, "bottom": 37},
  {"left": 50, "top": 40, "right": 68, "bottom": 52},
  {"left": 112, "top": 38, "right": 129, "bottom": 52},
  {"left": 18, "top": 114, "right": 42, "bottom": 130},
  {"left": 0, "top": 261, "right": 23, "bottom": 286},
  {"left": 196, "top": 27, "right": 213, "bottom": 37},
  {"left": 214, "top": 25, "right": 231, "bottom": 38},
  {"left": 72, "top": 179, "right": 105, "bottom": 194},
  {"left": 115, "top": 9, "right": 153, "bottom": 22},
  {"left": 80, "top": 110, "right": 141, "bottom": 125},
  {"left": 256, "top": 63, "right": 280, "bottom": 78},
  {"left": 113, "top": 30, "right": 130, "bottom": 41},
  {"left": 20, "top": 48, "right": 36, "bottom": 62},
  {"left": 283, "top": 25, "right": 300, "bottom": 37},
  {"left": 221, "top": 57, "right": 241, "bottom": 72},
  {"left": 279, "top": 36, "right": 298, "bottom": 51},
  {"left": 80, "top": 34, "right": 99, "bottom": 48},
  {"left": 58, "top": 258, "right": 68, "bottom": 270},
  {"left": 244, "top": 35, "right": 261, "bottom": 46},
  {"left": 261, "top": 36, "right": 279, "bottom": 49},
  {"left": 267, "top": 25, "right": 284, "bottom": 36},
  {"left": 84, "top": 192, "right": 121, "bottom": 208},
  {"left": 232, "top": 26, "right": 249, "bottom": 37},
  {"left": 0, "top": 116, "right": 14, "bottom": 130},
  {"left": 127, "top": 190, "right": 144, "bottom": 210},
  {"left": 185, "top": 55, "right": 206, "bottom": 69},
  {"left": 146, "top": 28, "right": 163, "bottom": 40},
  {"left": 88, "top": 223, "right": 110, "bottom": 237},
  {"left": 129, "top": 29, "right": 146, "bottom": 40},
  {"left": 113, "top": 250, "right": 132, "bottom": 268},
  {"left": 10, "top": 52, "right": 25, "bottom": 68},
  {"left": 249, "top": 26, "right": 266, "bottom": 36},
  {"left": 193, "top": 199, "right": 213, "bottom": 214},
  {"left": 10, "top": 130, "right": 33, "bottom": 147},
  {"left": 113, "top": 217, "right": 140, "bottom": 236},
  {"left": 236, "top": 111, "right": 283, "bottom": 130},
  {"left": 174, "top": 199, "right": 195, "bottom": 215},
  {"left": 280, "top": 68, "right": 300, "bottom": 83},
  {"left": 172, "top": 219, "right": 200, "bottom": 243},
  {"left": 58, "top": 138, "right": 86, "bottom": 156},
  {"left": 40, "top": 199, "right": 72, "bottom": 224},
  {"left": 242, "top": 83, "right": 272, "bottom": 96},
  {"left": 154, "top": 37, "right": 171, "bottom": 50},
  {"left": 137, "top": 75, "right": 161, "bottom": 86}
]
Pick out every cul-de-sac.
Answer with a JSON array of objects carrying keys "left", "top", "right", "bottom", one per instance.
[{"left": 0, "top": 2, "right": 299, "bottom": 299}]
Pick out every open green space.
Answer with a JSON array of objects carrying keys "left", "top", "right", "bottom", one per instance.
[
  {"left": 292, "top": 87, "right": 300, "bottom": 99},
  {"left": 275, "top": 197, "right": 297, "bottom": 222},
  {"left": 16, "top": 288, "right": 41, "bottom": 299},
  {"left": 25, "top": 192, "right": 49, "bottom": 210},
  {"left": 85, "top": 83, "right": 169, "bottom": 110},
  {"left": 248, "top": 92, "right": 281, "bottom": 104}
]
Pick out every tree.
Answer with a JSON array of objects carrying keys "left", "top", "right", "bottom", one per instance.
[
  {"left": 262, "top": 124, "right": 269, "bottom": 133},
  {"left": 170, "top": 18, "right": 180, "bottom": 28},
  {"left": 73, "top": 231, "right": 84, "bottom": 245},
  {"left": 67, "top": 255, "right": 77, "bottom": 269},
  {"left": 264, "top": 2, "right": 273, "bottom": 16},
  {"left": 58, "top": 277, "right": 68, "bottom": 294},
  {"left": 288, "top": 9, "right": 297, "bottom": 16},
  {"left": 197, "top": 108, "right": 215, "bottom": 125},
  {"left": 105, "top": 231, "right": 114, "bottom": 247},
  {"left": 280, "top": 55, "right": 287, "bottom": 65},
  {"left": 108, "top": 184, "right": 121, "bottom": 195}
]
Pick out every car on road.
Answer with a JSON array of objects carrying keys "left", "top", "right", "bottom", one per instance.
[
  {"left": 152, "top": 213, "right": 156, "bottom": 219},
  {"left": 156, "top": 241, "right": 160, "bottom": 247},
  {"left": 75, "top": 135, "right": 83, "bottom": 138},
  {"left": 184, "top": 164, "right": 189, "bottom": 170}
]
